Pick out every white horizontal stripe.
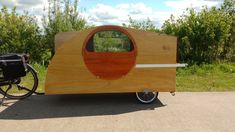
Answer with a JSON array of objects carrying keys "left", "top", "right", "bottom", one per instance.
[{"left": 135, "top": 64, "right": 187, "bottom": 68}]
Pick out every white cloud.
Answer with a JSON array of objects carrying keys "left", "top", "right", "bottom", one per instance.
[
  {"left": 82, "top": 3, "right": 129, "bottom": 26},
  {"left": 0, "top": 0, "right": 17, "bottom": 7},
  {"left": 82, "top": 3, "right": 163, "bottom": 27},
  {"left": 129, "top": 3, "right": 152, "bottom": 14},
  {"left": 165, "top": 0, "right": 222, "bottom": 11},
  {"left": 0, "top": 0, "right": 47, "bottom": 9},
  {"left": 116, "top": 3, "right": 130, "bottom": 9}
]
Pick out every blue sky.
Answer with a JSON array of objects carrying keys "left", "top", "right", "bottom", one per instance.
[{"left": 0, "top": 0, "right": 223, "bottom": 28}]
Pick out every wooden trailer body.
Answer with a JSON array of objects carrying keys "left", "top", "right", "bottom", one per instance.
[{"left": 45, "top": 25, "right": 177, "bottom": 95}]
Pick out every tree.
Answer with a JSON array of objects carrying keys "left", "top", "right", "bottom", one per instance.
[
  {"left": 122, "top": 16, "right": 160, "bottom": 32},
  {"left": 0, "top": 6, "right": 45, "bottom": 63},
  {"left": 43, "top": 0, "right": 87, "bottom": 56},
  {"left": 220, "top": 0, "right": 235, "bottom": 60},
  {"left": 162, "top": 7, "right": 233, "bottom": 64}
]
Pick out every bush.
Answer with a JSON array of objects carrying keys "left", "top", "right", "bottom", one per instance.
[
  {"left": 162, "top": 7, "right": 233, "bottom": 65},
  {"left": 0, "top": 6, "right": 47, "bottom": 64}
]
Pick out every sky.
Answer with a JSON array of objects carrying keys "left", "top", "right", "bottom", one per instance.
[{"left": 0, "top": 0, "right": 224, "bottom": 28}]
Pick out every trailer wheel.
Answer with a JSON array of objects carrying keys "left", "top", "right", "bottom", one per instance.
[{"left": 136, "top": 90, "right": 158, "bottom": 104}]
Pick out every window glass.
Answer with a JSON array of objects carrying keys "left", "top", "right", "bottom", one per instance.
[{"left": 86, "top": 30, "right": 134, "bottom": 52}]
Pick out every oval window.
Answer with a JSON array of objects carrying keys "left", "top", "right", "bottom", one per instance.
[{"left": 83, "top": 26, "right": 137, "bottom": 80}]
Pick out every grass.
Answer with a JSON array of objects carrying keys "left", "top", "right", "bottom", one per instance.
[
  {"left": 176, "top": 62, "right": 235, "bottom": 91},
  {"left": 32, "top": 63, "right": 47, "bottom": 93},
  {"left": 32, "top": 62, "right": 235, "bottom": 93}
]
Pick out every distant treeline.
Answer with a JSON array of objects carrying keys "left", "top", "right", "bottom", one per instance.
[{"left": 0, "top": 0, "right": 234, "bottom": 65}]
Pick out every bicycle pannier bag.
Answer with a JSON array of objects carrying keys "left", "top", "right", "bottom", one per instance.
[{"left": 0, "top": 54, "right": 27, "bottom": 79}]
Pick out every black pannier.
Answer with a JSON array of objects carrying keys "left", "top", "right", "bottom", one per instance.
[{"left": 0, "top": 54, "right": 27, "bottom": 79}]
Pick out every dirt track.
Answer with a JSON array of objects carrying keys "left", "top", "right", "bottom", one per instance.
[{"left": 0, "top": 92, "right": 235, "bottom": 132}]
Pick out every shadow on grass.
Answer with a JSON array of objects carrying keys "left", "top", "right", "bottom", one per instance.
[{"left": 0, "top": 93, "right": 165, "bottom": 120}]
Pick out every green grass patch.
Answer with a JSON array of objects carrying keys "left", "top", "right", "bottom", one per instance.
[
  {"left": 32, "top": 63, "right": 46, "bottom": 93},
  {"left": 176, "top": 62, "right": 235, "bottom": 91}
]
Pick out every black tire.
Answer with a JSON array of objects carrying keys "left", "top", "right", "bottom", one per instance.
[
  {"left": 136, "top": 91, "right": 158, "bottom": 104},
  {"left": 0, "top": 64, "right": 38, "bottom": 99}
]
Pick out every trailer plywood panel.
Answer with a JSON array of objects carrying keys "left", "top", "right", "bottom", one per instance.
[{"left": 45, "top": 26, "right": 177, "bottom": 94}]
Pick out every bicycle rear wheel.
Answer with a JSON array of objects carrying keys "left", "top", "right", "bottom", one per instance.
[{"left": 0, "top": 64, "right": 38, "bottom": 99}]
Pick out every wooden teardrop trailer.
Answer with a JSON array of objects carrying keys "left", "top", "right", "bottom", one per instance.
[{"left": 45, "top": 25, "right": 185, "bottom": 103}]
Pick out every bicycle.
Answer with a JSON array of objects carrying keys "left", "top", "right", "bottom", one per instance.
[{"left": 0, "top": 53, "right": 39, "bottom": 102}]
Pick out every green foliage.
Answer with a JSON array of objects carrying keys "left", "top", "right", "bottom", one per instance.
[
  {"left": 92, "top": 31, "right": 132, "bottom": 52},
  {"left": 162, "top": 6, "right": 233, "bottom": 64},
  {"left": 43, "top": 0, "right": 88, "bottom": 57},
  {"left": 0, "top": 6, "right": 46, "bottom": 63},
  {"left": 123, "top": 16, "right": 160, "bottom": 32}
]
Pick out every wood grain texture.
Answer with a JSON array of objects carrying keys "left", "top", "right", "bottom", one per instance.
[
  {"left": 83, "top": 52, "right": 136, "bottom": 80},
  {"left": 45, "top": 25, "right": 177, "bottom": 94}
]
